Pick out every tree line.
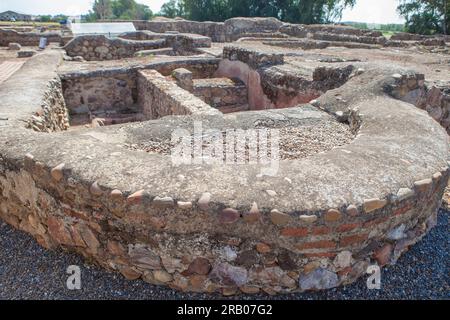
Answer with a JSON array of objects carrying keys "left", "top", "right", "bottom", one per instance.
[
  {"left": 84, "top": 0, "right": 448, "bottom": 35},
  {"left": 159, "top": 0, "right": 356, "bottom": 24},
  {"left": 85, "top": 0, "right": 153, "bottom": 22}
]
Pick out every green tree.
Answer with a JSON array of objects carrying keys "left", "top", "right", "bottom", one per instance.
[
  {"left": 159, "top": 0, "right": 185, "bottom": 18},
  {"left": 397, "top": 0, "right": 449, "bottom": 35},
  {"left": 93, "top": 0, "right": 113, "bottom": 20},
  {"left": 160, "top": 0, "right": 355, "bottom": 23}
]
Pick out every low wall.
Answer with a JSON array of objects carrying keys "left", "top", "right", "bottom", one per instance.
[
  {"left": 193, "top": 78, "right": 248, "bottom": 110},
  {"left": 64, "top": 35, "right": 166, "bottom": 61},
  {"left": 216, "top": 46, "right": 353, "bottom": 110},
  {"left": 128, "top": 19, "right": 226, "bottom": 42},
  {"left": 26, "top": 78, "right": 70, "bottom": 132},
  {"left": 62, "top": 71, "right": 137, "bottom": 115},
  {"left": 137, "top": 69, "right": 220, "bottom": 119},
  {"left": 0, "top": 28, "right": 62, "bottom": 46},
  {"left": 385, "top": 74, "right": 450, "bottom": 134}
]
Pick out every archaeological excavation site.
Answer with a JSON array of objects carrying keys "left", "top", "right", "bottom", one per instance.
[{"left": 0, "top": 16, "right": 449, "bottom": 296}]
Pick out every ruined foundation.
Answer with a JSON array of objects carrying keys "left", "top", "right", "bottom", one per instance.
[{"left": 0, "top": 18, "right": 449, "bottom": 296}]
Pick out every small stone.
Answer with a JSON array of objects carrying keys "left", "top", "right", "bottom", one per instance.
[
  {"left": 223, "top": 246, "right": 238, "bottom": 261},
  {"left": 373, "top": 244, "right": 393, "bottom": 266},
  {"left": 198, "top": 192, "right": 211, "bottom": 210},
  {"left": 177, "top": 201, "right": 193, "bottom": 209},
  {"left": 50, "top": 163, "right": 65, "bottom": 182},
  {"left": 153, "top": 270, "right": 173, "bottom": 283},
  {"left": 243, "top": 202, "right": 261, "bottom": 223},
  {"left": 333, "top": 251, "right": 352, "bottom": 269},
  {"left": 363, "top": 198, "right": 387, "bottom": 213},
  {"left": 235, "top": 250, "right": 259, "bottom": 268},
  {"left": 256, "top": 243, "right": 271, "bottom": 254},
  {"left": 356, "top": 68, "right": 365, "bottom": 75},
  {"left": 414, "top": 178, "right": 432, "bottom": 193},
  {"left": 396, "top": 188, "right": 414, "bottom": 201},
  {"left": 266, "top": 190, "right": 277, "bottom": 197},
  {"left": 8, "top": 43, "right": 21, "bottom": 50},
  {"left": 222, "top": 287, "right": 238, "bottom": 296},
  {"left": 110, "top": 189, "right": 123, "bottom": 199},
  {"left": 211, "top": 262, "right": 248, "bottom": 287},
  {"left": 346, "top": 205, "right": 359, "bottom": 216},
  {"left": 299, "top": 215, "right": 317, "bottom": 223},
  {"left": 127, "top": 190, "right": 146, "bottom": 204},
  {"left": 119, "top": 267, "right": 141, "bottom": 280},
  {"left": 219, "top": 208, "right": 240, "bottom": 224},
  {"left": 386, "top": 224, "right": 407, "bottom": 240},
  {"left": 240, "top": 285, "right": 260, "bottom": 294},
  {"left": 270, "top": 209, "right": 290, "bottom": 226},
  {"left": 432, "top": 172, "right": 442, "bottom": 181},
  {"left": 89, "top": 181, "right": 103, "bottom": 196},
  {"left": 18, "top": 50, "right": 36, "bottom": 58},
  {"left": 186, "top": 257, "right": 212, "bottom": 276},
  {"left": 153, "top": 196, "right": 175, "bottom": 208},
  {"left": 310, "top": 99, "right": 320, "bottom": 107},
  {"left": 25, "top": 153, "right": 34, "bottom": 161},
  {"left": 303, "top": 261, "right": 320, "bottom": 274},
  {"left": 392, "top": 73, "right": 402, "bottom": 80},
  {"left": 324, "top": 209, "right": 342, "bottom": 222}
]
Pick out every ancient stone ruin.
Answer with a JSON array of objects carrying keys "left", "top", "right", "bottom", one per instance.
[{"left": 0, "top": 17, "right": 449, "bottom": 295}]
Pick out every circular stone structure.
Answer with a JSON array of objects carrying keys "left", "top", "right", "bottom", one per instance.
[{"left": 0, "top": 46, "right": 448, "bottom": 296}]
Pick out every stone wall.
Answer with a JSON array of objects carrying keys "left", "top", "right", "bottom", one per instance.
[
  {"left": 64, "top": 33, "right": 212, "bottom": 61},
  {"left": 384, "top": 74, "right": 450, "bottom": 134},
  {"left": 0, "top": 28, "right": 62, "bottom": 46},
  {"left": 137, "top": 69, "right": 221, "bottom": 119},
  {"left": 64, "top": 35, "right": 166, "bottom": 61},
  {"left": 62, "top": 72, "right": 137, "bottom": 115},
  {"left": 60, "top": 58, "right": 221, "bottom": 116},
  {"left": 391, "top": 32, "right": 450, "bottom": 42},
  {"left": 216, "top": 46, "right": 353, "bottom": 110},
  {"left": 0, "top": 48, "right": 449, "bottom": 296},
  {"left": 193, "top": 78, "right": 248, "bottom": 111},
  {"left": 128, "top": 19, "right": 226, "bottom": 42}
]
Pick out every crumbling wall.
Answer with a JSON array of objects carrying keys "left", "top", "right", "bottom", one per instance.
[
  {"left": 384, "top": 73, "right": 450, "bottom": 134},
  {"left": 26, "top": 77, "right": 69, "bottom": 132},
  {"left": 137, "top": 69, "right": 220, "bottom": 119},
  {"left": 64, "top": 35, "right": 166, "bottom": 61},
  {"left": 0, "top": 28, "right": 62, "bottom": 46},
  {"left": 62, "top": 72, "right": 137, "bottom": 115},
  {"left": 193, "top": 78, "right": 248, "bottom": 110}
]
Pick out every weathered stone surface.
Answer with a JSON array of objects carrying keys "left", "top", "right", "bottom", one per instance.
[
  {"left": 8, "top": 43, "right": 21, "bottom": 50},
  {"left": 153, "top": 196, "right": 175, "bottom": 208},
  {"left": 50, "top": 163, "right": 65, "bottom": 182},
  {"left": 373, "top": 243, "right": 393, "bottom": 266},
  {"left": 324, "top": 209, "right": 342, "bottom": 222},
  {"left": 186, "top": 257, "right": 212, "bottom": 276},
  {"left": 219, "top": 208, "right": 240, "bottom": 224},
  {"left": 363, "top": 199, "right": 387, "bottom": 213},
  {"left": 129, "top": 245, "right": 162, "bottom": 270},
  {"left": 211, "top": 262, "right": 248, "bottom": 286},
  {"left": 198, "top": 192, "right": 212, "bottom": 210},
  {"left": 333, "top": 251, "right": 352, "bottom": 269},
  {"left": 298, "top": 268, "right": 338, "bottom": 291},
  {"left": 397, "top": 188, "right": 414, "bottom": 201},
  {"left": 299, "top": 215, "right": 318, "bottom": 223},
  {"left": 270, "top": 209, "right": 290, "bottom": 226}
]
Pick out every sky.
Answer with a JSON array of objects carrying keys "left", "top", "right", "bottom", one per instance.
[{"left": 0, "top": 0, "right": 405, "bottom": 24}]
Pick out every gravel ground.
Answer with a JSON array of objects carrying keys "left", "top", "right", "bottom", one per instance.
[{"left": 0, "top": 211, "right": 448, "bottom": 300}]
